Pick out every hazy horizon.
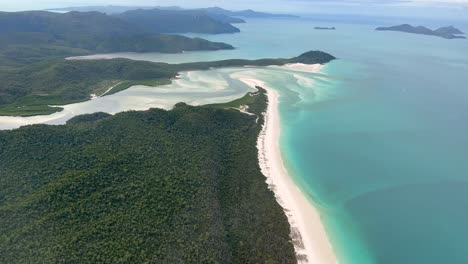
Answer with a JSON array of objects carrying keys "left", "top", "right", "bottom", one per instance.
[{"left": 1, "top": 0, "right": 468, "bottom": 21}]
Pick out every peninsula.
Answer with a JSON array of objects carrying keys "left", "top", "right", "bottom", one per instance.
[
  {"left": 376, "top": 24, "right": 466, "bottom": 39},
  {"left": 0, "top": 89, "right": 299, "bottom": 263}
]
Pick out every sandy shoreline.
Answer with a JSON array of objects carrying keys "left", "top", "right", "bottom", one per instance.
[
  {"left": 240, "top": 74, "right": 338, "bottom": 263},
  {"left": 269, "top": 63, "right": 324, "bottom": 73}
]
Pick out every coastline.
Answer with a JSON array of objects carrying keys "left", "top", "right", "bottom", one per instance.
[
  {"left": 240, "top": 70, "right": 338, "bottom": 263},
  {"left": 269, "top": 63, "right": 324, "bottom": 73}
]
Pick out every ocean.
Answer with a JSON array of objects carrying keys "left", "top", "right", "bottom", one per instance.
[
  {"left": 188, "top": 17, "right": 468, "bottom": 264},
  {"left": 4, "top": 16, "right": 468, "bottom": 263}
]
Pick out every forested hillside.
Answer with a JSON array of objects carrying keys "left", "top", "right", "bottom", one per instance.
[
  {"left": 0, "top": 11, "right": 234, "bottom": 68},
  {"left": 0, "top": 89, "right": 297, "bottom": 264},
  {"left": 117, "top": 9, "right": 241, "bottom": 34}
]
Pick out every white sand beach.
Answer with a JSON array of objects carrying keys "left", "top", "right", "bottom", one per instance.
[
  {"left": 269, "top": 63, "right": 324, "bottom": 73},
  {"left": 240, "top": 76, "right": 338, "bottom": 264}
]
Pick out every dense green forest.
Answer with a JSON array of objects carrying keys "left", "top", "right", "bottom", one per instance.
[
  {"left": 0, "top": 89, "right": 298, "bottom": 263},
  {"left": 117, "top": 9, "right": 241, "bottom": 34},
  {"left": 0, "top": 11, "right": 234, "bottom": 68},
  {"left": 0, "top": 51, "right": 335, "bottom": 116},
  {"left": 0, "top": 10, "right": 333, "bottom": 116},
  {"left": 0, "top": 10, "right": 240, "bottom": 35}
]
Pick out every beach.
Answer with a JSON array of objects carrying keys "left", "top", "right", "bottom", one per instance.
[
  {"left": 239, "top": 70, "right": 338, "bottom": 264},
  {"left": 269, "top": 63, "right": 324, "bottom": 73}
]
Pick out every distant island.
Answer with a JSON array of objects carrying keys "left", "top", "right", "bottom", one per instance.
[
  {"left": 376, "top": 24, "right": 465, "bottom": 39},
  {"left": 315, "top": 27, "right": 336, "bottom": 30},
  {"left": 200, "top": 7, "right": 299, "bottom": 18},
  {"left": 48, "top": 6, "right": 299, "bottom": 19},
  {"left": 47, "top": 5, "right": 183, "bottom": 14}
]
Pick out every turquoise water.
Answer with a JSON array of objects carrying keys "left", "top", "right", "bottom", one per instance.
[
  {"left": 189, "top": 18, "right": 468, "bottom": 264},
  {"left": 74, "top": 17, "right": 468, "bottom": 263}
]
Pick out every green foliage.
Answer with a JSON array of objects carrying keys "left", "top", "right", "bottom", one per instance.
[
  {"left": 291, "top": 50, "right": 337, "bottom": 64},
  {"left": 0, "top": 103, "right": 63, "bottom": 117},
  {"left": 0, "top": 51, "right": 335, "bottom": 116},
  {"left": 0, "top": 33, "right": 233, "bottom": 67},
  {"left": 0, "top": 90, "right": 296, "bottom": 263},
  {"left": 0, "top": 11, "right": 234, "bottom": 67},
  {"left": 206, "top": 91, "right": 257, "bottom": 109},
  {"left": 67, "top": 112, "right": 112, "bottom": 124},
  {"left": 0, "top": 59, "right": 177, "bottom": 114},
  {"left": 117, "top": 9, "right": 240, "bottom": 34},
  {"left": 107, "top": 79, "right": 173, "bottom": 96}
]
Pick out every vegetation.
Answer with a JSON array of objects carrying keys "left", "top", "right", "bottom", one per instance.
[
  {"left": 105, "top": 79, "right": 173, "bottom": 96},
  {"left": 117, "top": 9, "right": 241, "bottom": 34},
  {"left": 0, "top": 9, "right": 240, "bottom": 36},
  {"left": 0, "top": 59, "right": 176, "bottom": 115},
  {"left": 0, "top": 11, "right": 234, "bottom": 68},
  {"left": 0, "top": 51, "right": 335, "bottom": 116},
  {"left": 66, "top": 112, "right": 112, "bottom": 124},
  {"left": 206, "top": 91, "right": 258, "bottom": 109},
  {"left": 0, "top": 89, "right": 297, "bottom": 263}
]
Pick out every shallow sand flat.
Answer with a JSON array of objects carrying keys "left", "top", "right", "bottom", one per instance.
[
  {"left": 0, "top": 69, "right": 252, "bottom": 130},
  {"left": 269, "top": 63, "right": 324, "bottom": 74}
]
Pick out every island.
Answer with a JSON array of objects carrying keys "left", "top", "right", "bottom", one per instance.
[
  {"left": 376, "top": 24, "right": 466, "bottom": 39},
  {"left": 315, "top": 27, "right": 336, "bottom": 30}
]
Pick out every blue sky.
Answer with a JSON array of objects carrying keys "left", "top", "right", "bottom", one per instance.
[{"left": 1, "top": 0, "right": 467, "bottom": 20}]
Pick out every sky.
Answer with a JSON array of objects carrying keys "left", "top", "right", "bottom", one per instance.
[{"left": 0, "top": 0, "right": 467, "bottom": 20}]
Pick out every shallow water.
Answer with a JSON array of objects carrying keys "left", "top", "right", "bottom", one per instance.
[
  {"left": 0, "top": 70, "right": 254, "bottom": 129},
  {"left": 3, "top": 17, "right": 468, "bottom": 264}
]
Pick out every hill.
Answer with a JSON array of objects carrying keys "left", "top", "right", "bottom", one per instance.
[
  {"left": 0, "top": 11, "right": 234, "bottom": 67},
  {"left": 47, "top": 5, "right": 297, "bottom": 18},
  {"left": 0, "top": 89, "right": 298, "bottom": 263},
  {"left": 376, "top": 24, "right": 466, "bottom": 39},
  {"left": 434, "top": 26, "right": 464, "bottom": 35},
  {"left": 48, "top": 5, "right": 183, "bottom": 14},
  {"left": 0, "top": 11, "right": 135, "bottom": 36},
  {"left": 198, "top": 7, "right": 299, "bottom": 18},
  {"left": 116, "top": 9, "right": 241, "bottom": 34}
]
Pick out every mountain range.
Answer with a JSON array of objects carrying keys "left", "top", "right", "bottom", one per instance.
[
  {"left": 0, "top": 10, "right": 237, "bottom": 68},
  {"left": 116, "top": 9, "right": 241, "bottom": 34},
  {"left": 48, "top": 5, "right": 299, "bottom": 19}
]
